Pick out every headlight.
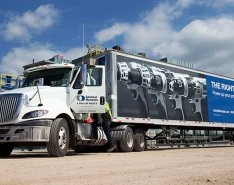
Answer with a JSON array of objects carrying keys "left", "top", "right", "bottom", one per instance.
[
  {"left": 23, "top": 95, "right": 29, "bottom": 105},
  {"left": 22, "top": 110, "right": 48, "bottom": 119}
]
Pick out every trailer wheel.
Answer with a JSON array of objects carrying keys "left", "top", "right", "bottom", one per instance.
[
  {"left": 119, "top": 127, "right": 134, "bottom": 152},
  {"left": 133, "top": 129, "right": 146, "bottom": 152},
  {"left": 47, "top": 118, "right": 69, "bottom": 157},
  {"left": 0, "top": 144, "right": 14, "bottom": 157}
]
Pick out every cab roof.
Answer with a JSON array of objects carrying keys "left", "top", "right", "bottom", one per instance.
[{"left": 24, "top": 62, "right": 75, "bottom": 73}]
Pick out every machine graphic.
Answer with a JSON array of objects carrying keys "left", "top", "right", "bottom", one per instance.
[{"left": 117, "top": 61, "right": 207, "bottom": 121}]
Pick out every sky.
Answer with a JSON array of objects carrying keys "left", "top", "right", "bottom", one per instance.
[{"left": 0, "top": 0, "right": 234, "bottom": 77}]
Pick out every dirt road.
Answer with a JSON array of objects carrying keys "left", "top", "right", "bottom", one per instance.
[{"left": 1, "top": 147, "right": 234, "bottom": 185}]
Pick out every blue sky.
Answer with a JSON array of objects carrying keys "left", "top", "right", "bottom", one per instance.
[{"left": 1, "top": 0, "right": 234, "bottom": 77}]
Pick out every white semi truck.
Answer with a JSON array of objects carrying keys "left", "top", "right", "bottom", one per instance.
[{"left": 0, "top": 46, "right": 234, "bottom": 157}]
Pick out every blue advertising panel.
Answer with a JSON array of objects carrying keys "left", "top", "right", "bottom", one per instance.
[{"left": 206, "top": 75, "right": 234, "bottom": 123}]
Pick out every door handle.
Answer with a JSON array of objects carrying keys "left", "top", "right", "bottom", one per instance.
[{"left": 100, "top": 96, "right": 105, "bottom": 105}]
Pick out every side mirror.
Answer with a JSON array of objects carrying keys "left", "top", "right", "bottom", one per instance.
[
  {"left": 17, "top": 76, "right": 25, "bottom": 88},
  {"left": 80, "top": 64, "right": 87, "bottom": 88}
]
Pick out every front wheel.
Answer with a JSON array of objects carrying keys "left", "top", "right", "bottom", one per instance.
[
  {"left": 47, "top": 118, "right": 70, "bottom": 157},
  {"left": 0, "top": 144, "right": 14, "bottom": 157}
]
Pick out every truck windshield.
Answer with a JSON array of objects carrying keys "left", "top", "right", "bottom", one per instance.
[{"left": 22, "top": 68, "right": 72, "bottom": 87}]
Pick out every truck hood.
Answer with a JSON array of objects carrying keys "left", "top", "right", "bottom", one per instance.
[
  {"left": 1, "top": 86, "right": 68, "bottom": 107},
  {"left": 0, "top": 86, "right": 66, "bottom": 95}
]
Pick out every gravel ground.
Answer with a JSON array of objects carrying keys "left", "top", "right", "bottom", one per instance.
[{"left": 0, "top": 147, "right": 234, "bottom": 185}]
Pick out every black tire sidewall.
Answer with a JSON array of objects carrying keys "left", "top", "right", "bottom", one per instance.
[
  {"left": 119, "top": 127, "right": 134, "bottom": 152},
  {"left": 133, "top": 129, "right": 146, "bottom": 152},
  {"left": 47, "top": 118, "right": 70, "bottom": 157}
]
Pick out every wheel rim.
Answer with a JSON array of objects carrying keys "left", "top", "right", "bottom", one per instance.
[
  {"left": 139, "top": 134, "right": 145, "bottom": 148},
  {"left": 58, "top": 127, "right": 67, "bottom": 149},
  {"left": 126, "top": 132, "right": 134, "bottom": 148}
]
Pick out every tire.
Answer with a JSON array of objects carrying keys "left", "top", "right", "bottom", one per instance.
[
  {"left": 119, "top": 127, "right": 134, "bottom": 152},
  {"left": 0, "top": 144, "right": 14, "bottom": 157},
  {"left": 47, "top": 118, "right": 70, "bottom": 157},
  {"left": 133, "top": 129, "right": 146, "bottom": 152}
]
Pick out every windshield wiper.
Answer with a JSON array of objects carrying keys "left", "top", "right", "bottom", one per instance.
[{"left": 29, "top": 81, "right": 43, "bottom": 106}]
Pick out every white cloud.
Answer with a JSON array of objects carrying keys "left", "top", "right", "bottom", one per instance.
[
  {"left": 94, "top": 1, "right": 188, "bottom": 51},
  {"left": 95, "top": 23, "right": 130, "bottom": 43},
  {"left": 2, "top": 4, "right": 58, "bottom": 42},
  {"left": 199, "top": 0, "right": 234, "bottom": 8},
  {"left": 152, "top": 17, "right": 234, "bottom": 77},
  {"left": 63, "top": 47, "right": 85, "bottom": 60},
  {"left": 0, "top": 44, "right": 57, "bottom": 75},
  {"left": 176, "top": 0, "right": 195, "bottom": 8},
  {"left": 0, "top": 44, "right": 83, "bottom": 75},
  {"left": 94, "top": 1, "right": 234, "bottom": 77}
]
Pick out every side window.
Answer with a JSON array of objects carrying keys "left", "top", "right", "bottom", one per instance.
[
  {"left": 71, "top": 69, "right": 78, "bottom": 82},
  {"left": 73, "top": 72, "right": 81, "bottom": 89},
  {"left": 86, "top": 68, "right": 102, "bottom": 86}
]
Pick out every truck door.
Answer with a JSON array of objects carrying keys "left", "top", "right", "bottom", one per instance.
[{"left": 70, "top": 65, "right": 106, "bottom": 114}]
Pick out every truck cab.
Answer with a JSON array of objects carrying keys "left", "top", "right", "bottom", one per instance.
[{"left": 0, "top": 61, "right": 107, "bottom": 157}]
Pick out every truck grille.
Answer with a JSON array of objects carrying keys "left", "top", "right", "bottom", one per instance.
[{"left": 0, "top": 94, "right": 22, "bottom": 123}]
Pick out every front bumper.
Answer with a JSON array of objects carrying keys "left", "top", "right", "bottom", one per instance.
[{"left": 0, "top": 119, "right": 53, "bottom": 143}]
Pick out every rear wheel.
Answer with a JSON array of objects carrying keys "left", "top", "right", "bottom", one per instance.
[
  {"left": 0, "top": 144, "right": 14, "bottom": 157},
  {"left": 47, "top": 118, "right": 70, "bottom": 157},
  {"left": 133, "top": 129, "right": 146, "bottom": 152},
  {"left": 119, "top": 127, "right": 134, "bottom": 152}
]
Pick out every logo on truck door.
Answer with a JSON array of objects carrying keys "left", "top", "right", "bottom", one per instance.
[
  {"left": 77, "top": 95, "right": 86, "bottom": 101},
  {"left": 77, "top": 95, "right": 99, "bottom": 105}
]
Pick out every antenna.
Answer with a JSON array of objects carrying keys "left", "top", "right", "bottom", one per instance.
[{"left": 82, "top": 25, "right": 85, "bottom": 64}]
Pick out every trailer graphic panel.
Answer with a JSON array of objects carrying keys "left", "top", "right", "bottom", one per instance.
[
  {"left": 116, "top": 55, "right": 208, "bottom": 122},
  {"left": 206, "top": 75, "right": 234, "bottom": 123}
]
